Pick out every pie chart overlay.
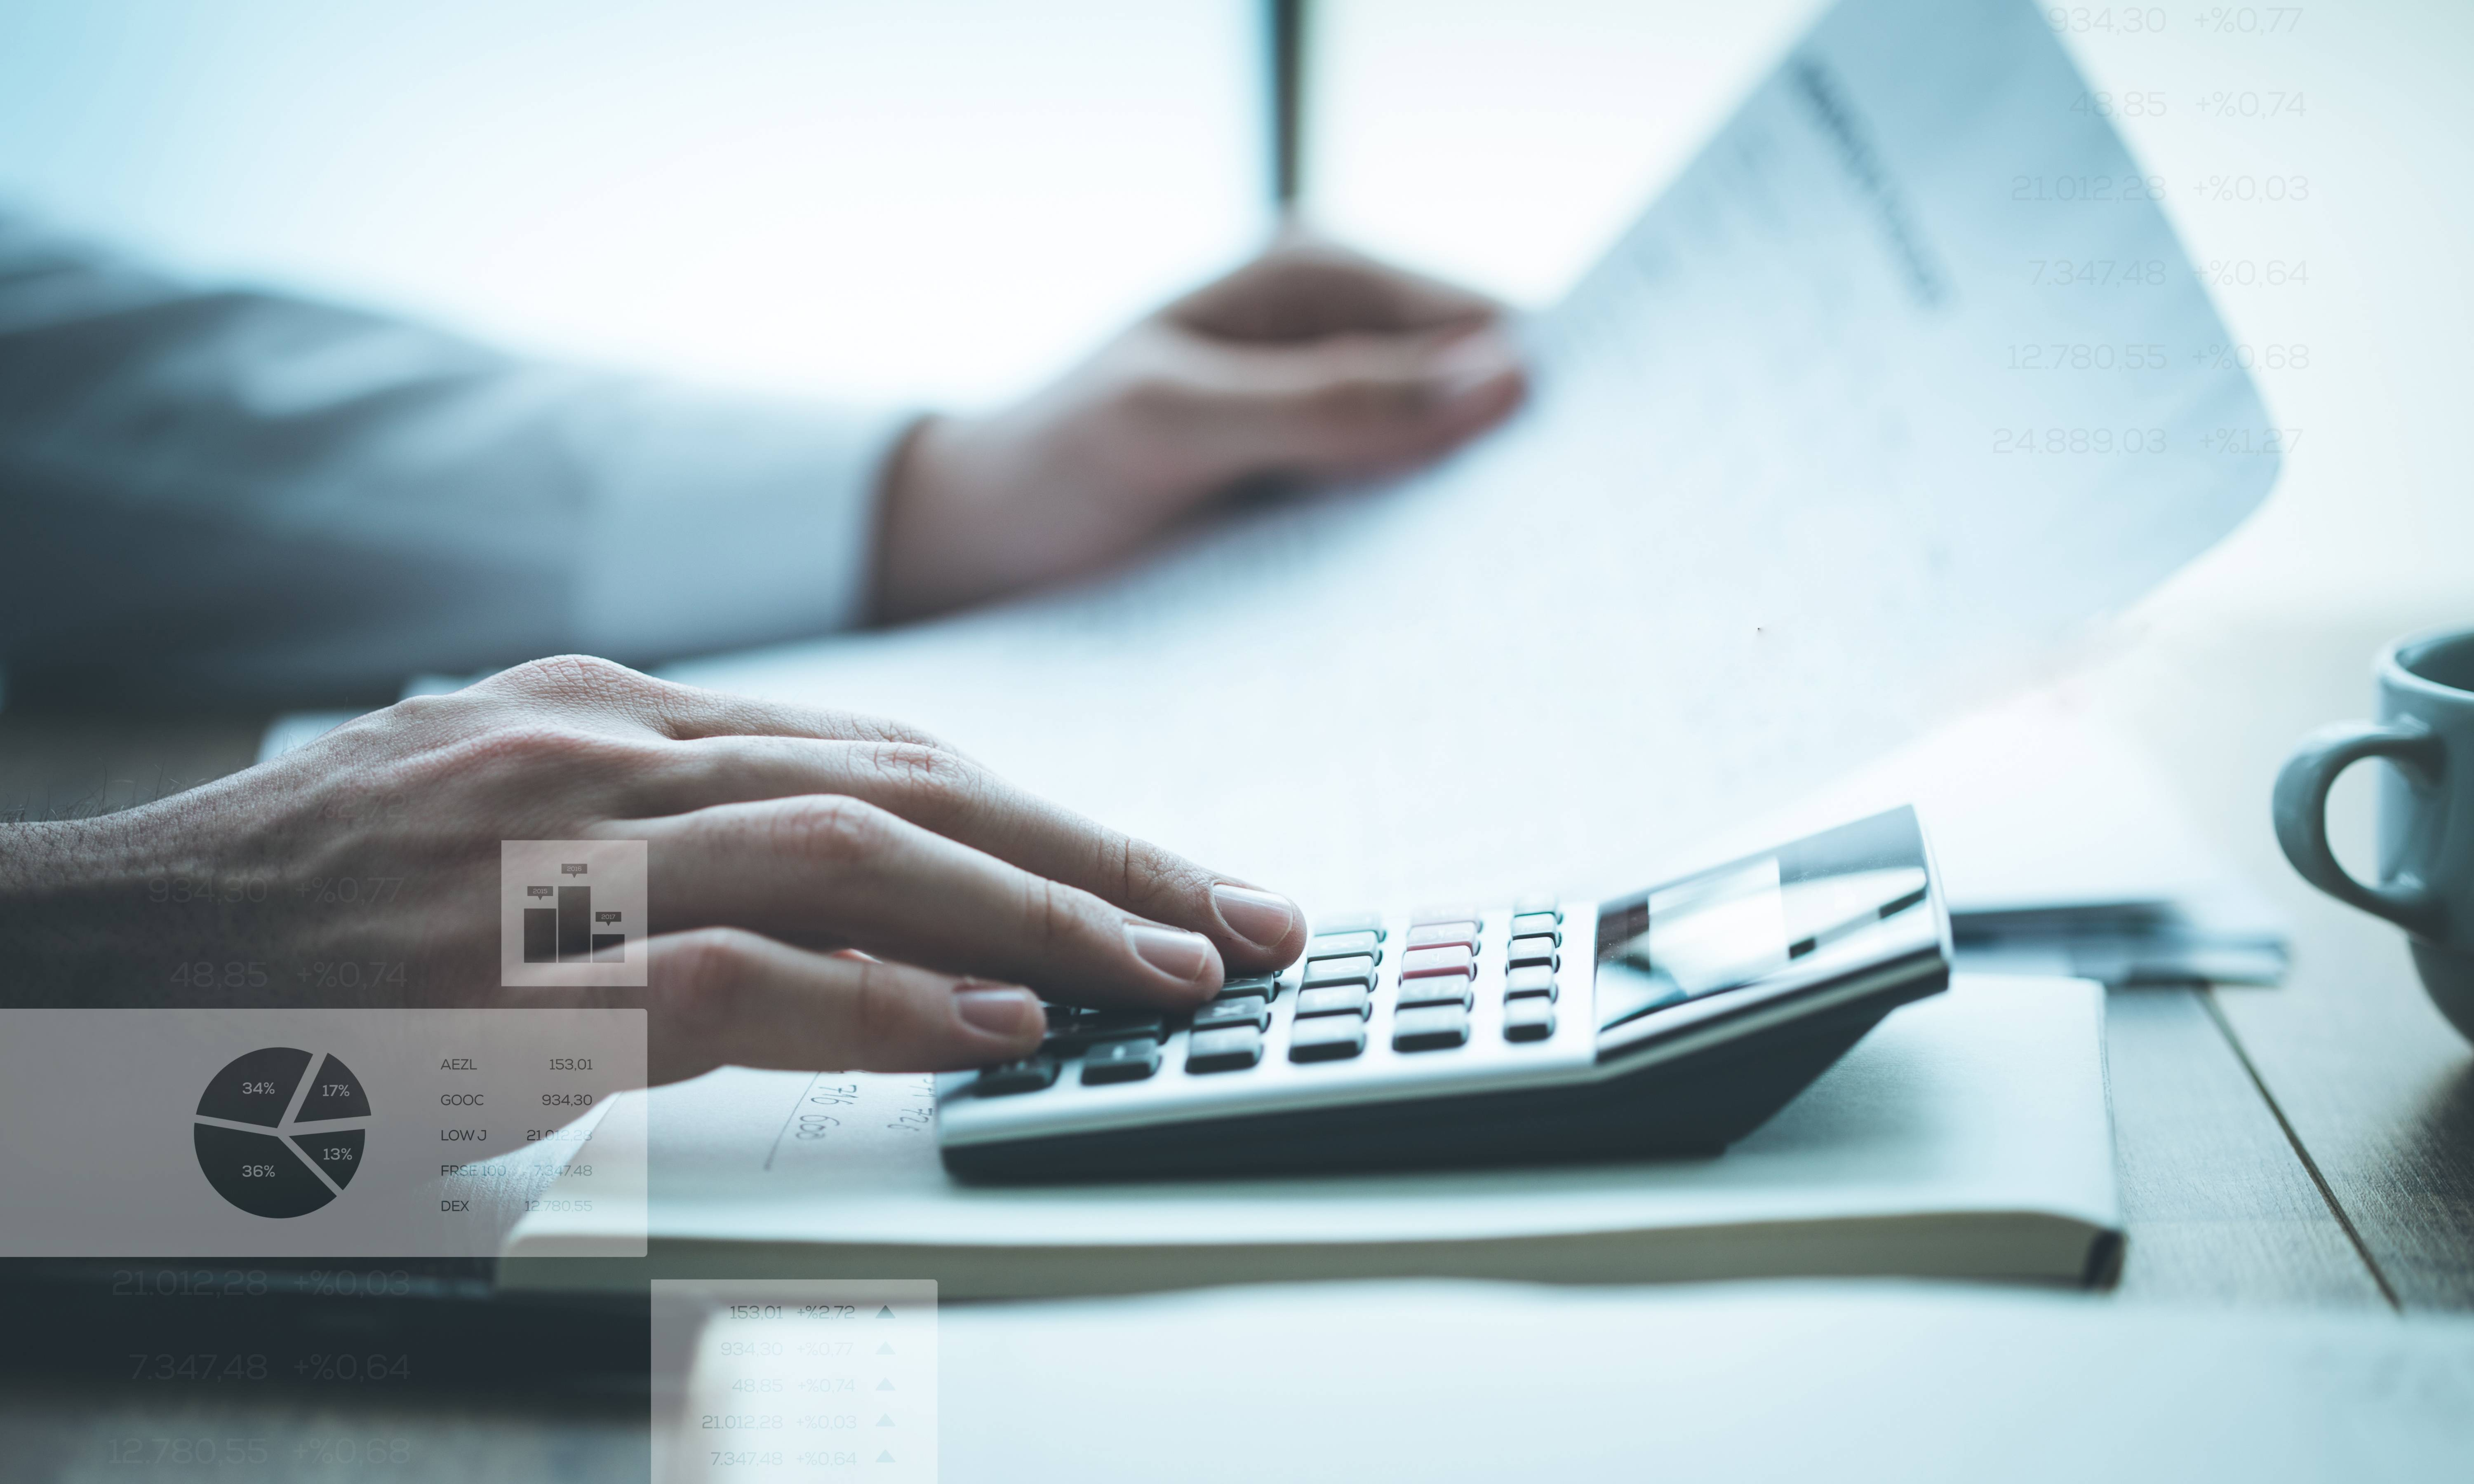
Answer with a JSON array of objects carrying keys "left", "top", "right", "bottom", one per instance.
[{"left": 193, "top": 1047, "right": 372, "bottom": 1218}]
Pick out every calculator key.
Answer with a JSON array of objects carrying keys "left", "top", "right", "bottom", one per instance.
[
  {"left": 1039, "top": 1012, "right": 1125, "bottom": 1053},
  {"left": 1193, "top": 994, "right": 1270, "bottom": 1033},
  {"left": 1295, "top": 984, "right": 1372, "bottom": 1019},
  {"left": 1506, "top": 936, "right": 1560, "bottom": 970},
  {"left": 1082, "top": 1012, "right": 1170, "bottom": 1043},
  {"left": 1288, "top": 1016, "right": 1368, "bottom": 1062},
  {"left": 1222, "top": 974, "right": 1279, "bottom": 1000},
  {"left": 1509, "top": 912, "right": 1563, "bottom": 942},
  {"left": 1186, "top": 1026, "right": 1265, "bottom": 1073},
  {"left": 1392, "top": 1005, "right": 1471, "bottom": 1052},
  {"left": 1080, "top": 1038, "right": 1161, "bottom": 1085},
  {"left": 1400, "top": 944, "right": 1476, "bottom": 980},
  {"left": 1314, "top": 910, "right": 1386, "bottom": 939},
  {"left": 1504, "top": 998, "right": 1557, "bottom": 1042},
  {"left": 1504, "top": 965, "right": 1559, "bottom": 1001},
  {"left": 1306, "top": 930, "right": 1383, "bottom": 963},
  {"left": 975, "top": 1056, "right": 1060, "bottom": 1096},
  {"left": 1512, "top": 895, "right": 1563, "bottom": 919},
  {"left": 1409, "top": 904, "right": 1481, "bottom": 928},
  {"left": 1303, "top": 954, "right": 1378, "bottom": 990},
  {"left": 1405, "top": 920, "right": 1480, "bottom": 951},
  {"left": 1395, "top": 976, "right": 1473, "bottom": 1010}
]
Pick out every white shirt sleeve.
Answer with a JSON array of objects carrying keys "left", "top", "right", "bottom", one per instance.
[
  {"left": 0, "top": 212, "right": 910, "bottom": 704},
  {"left": 567, "top": 385, "right": 913, "bottom": 660}
]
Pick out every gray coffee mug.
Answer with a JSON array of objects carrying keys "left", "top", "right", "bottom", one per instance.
[{"left": 2274, "top": 623, "right": 2474, "bottom": 1042}]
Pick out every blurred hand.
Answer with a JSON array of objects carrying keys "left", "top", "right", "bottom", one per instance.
[
  {"left": 873, "top": 234, "right": 1527, "bottom": 620},
  {"left": 0, "top": 656, "right": 1308, "bottom": 1084}
]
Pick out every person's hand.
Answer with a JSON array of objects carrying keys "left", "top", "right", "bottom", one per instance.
[
  {"left": 0, "top": 657, "right": 1307, "bottom": 1085},
  {"left": 872, "top": 234, "right": 1527, "bottom": 620}
]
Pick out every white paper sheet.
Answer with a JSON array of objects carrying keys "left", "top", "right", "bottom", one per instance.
[{"left": 666, "top": 0, "right": 2279, "bottom": 917}]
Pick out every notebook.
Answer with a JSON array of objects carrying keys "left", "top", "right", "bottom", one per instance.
[{"left": 499, "top": 974, "right": 2120, "bottom": 1297}]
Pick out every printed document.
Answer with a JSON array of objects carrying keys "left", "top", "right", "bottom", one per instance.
[{"left": 669, "top": 0, "right": 2281, "bottom": 914}]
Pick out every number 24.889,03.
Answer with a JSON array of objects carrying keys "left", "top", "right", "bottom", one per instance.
[{"left": 171, "top": 962, "right": 267, "bottom": 988}]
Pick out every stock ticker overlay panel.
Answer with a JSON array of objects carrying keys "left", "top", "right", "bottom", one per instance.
[{"left": 0, "top": 1009, "right": 647, "bottom": 1257}]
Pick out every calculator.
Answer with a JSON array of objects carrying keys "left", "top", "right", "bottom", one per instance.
[{"left": 937, "top": 807, "right": 1949, "bottom": 1181}]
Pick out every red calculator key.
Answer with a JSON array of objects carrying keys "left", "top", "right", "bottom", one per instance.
[{"left": 1399, "top": 944, "right": 1476, "bottom": 980}]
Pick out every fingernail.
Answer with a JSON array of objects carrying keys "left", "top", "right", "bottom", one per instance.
[
  {"left": 1429, "top": 329, "right": 1518, "bottom": 404},
  {"left": 1211, "top": 883, "right": 1298, "bottom": 950},
  {"left": 955, "top": 986, "right": 1041, "bottom": 1038},
  {"left": 1126, "top": 922, "right": 1215, "bottom": 983}
]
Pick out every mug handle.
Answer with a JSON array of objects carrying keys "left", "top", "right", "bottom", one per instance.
[{"left": 2272, "top": 719, "right": 2448, "bottom": 936}]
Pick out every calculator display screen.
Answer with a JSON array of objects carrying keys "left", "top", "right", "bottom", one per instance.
[{"left": 1592, "top": 812, "right": 1932, "bottom": 1037}]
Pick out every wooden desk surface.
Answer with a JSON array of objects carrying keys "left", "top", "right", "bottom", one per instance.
[
  {"left": 2079, "top": 601, "right": 2474, "bottom": 1313},
  {"left": 3, "top": 641, "right": 2469, "bottom": 1474}
]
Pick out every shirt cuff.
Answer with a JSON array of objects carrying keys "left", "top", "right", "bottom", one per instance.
[{"left": 564, "top": 383, "right": 918, "bottom": 663}]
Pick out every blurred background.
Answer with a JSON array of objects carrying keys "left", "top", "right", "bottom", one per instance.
[
  {"left": 0, "top": 0, "right": 1271, "bottom": 409},
  {"left": 0, "top": 0, "right": 1826, "bottom": 408},
  {"left": 0, "top": 0, "right": 2463, "bottom": 569},
  {"left": 2, "top": 0, "right": 2470, "bottom": 874}
]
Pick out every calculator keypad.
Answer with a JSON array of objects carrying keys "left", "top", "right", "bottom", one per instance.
[{"left": 971, "top": 899, "right": 1573, "bottom": 1101}]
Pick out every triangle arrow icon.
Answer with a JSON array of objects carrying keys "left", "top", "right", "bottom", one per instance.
[
  {"left": 877, "top": 1452, "right": 896, "bottom": 1464},
  {"left": 876, "top": 1304, "right": 896, "bottom": 1318},
  {"left": 877, "top": 1342, "right": 896, "bottom": 1355},
  {"left": 877, "top": 1413, "right": 896, "bottom": 1427},
  {"left": 876, "top": 1378, "right": 896, "bottom": 1390}
]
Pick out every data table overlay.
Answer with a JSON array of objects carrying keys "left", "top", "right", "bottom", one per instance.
[{"left": 655, "top": 1281, "right": 938, "bottom": 1484}]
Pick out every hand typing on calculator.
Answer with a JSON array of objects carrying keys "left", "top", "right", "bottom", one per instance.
[{"left": 0, "top": 658, "right": 1306, "bottom": 1085}]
